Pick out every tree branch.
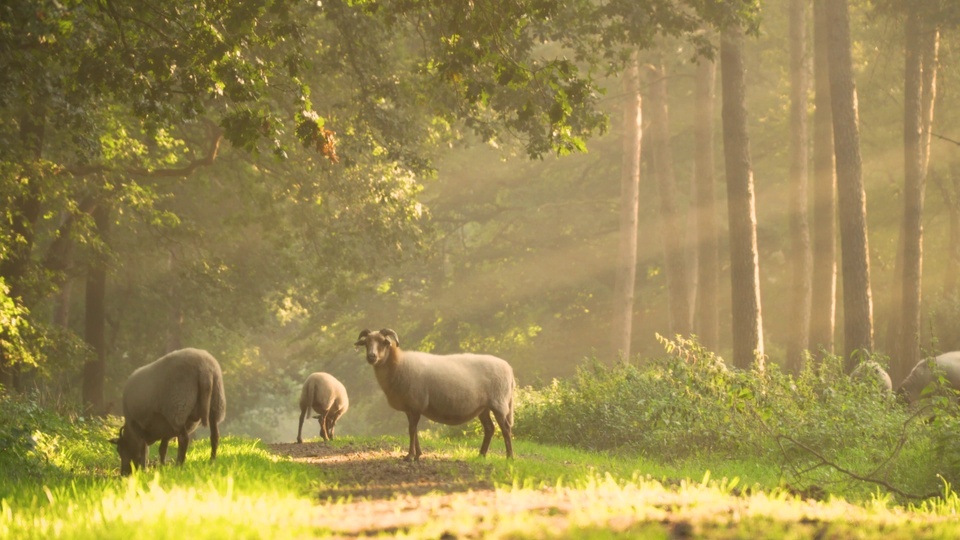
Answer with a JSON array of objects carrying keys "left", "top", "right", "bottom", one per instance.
[
  {"left": 61, "top": 132, "right": 223, "bottom": 179},
  {"left": 932, "top": 132, "right": 960, "bottom": 147}
]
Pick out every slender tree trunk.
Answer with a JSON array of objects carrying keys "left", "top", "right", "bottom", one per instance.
[
  {"left": 787, "top": 0, "right": 812, "bottom": 374},
  {"left": 810, "top": 0, "right": 837, "bottom": 358},
  {"left": 826, "top": 0, "right": 874, "bottom": 372},
  {"left": 694, "top": 55, "right": 720, "bottom": 352},
  {"left": 82, "top": 204, "right": 110, "bottom": 414},
  {"left": 613, "top": 54, "right": 642, "bottom": 359},
  {"left": 721, "top": 23, "right": 765, "bottom": 371},
  {"left": 919, "top": 25, "right": 939, "bottom": 177},
  {"left": 898, "top": 11, "right": 925, "bottom": 384},
  {"left": 647, "top": 59, "right": 691, "bottom": 338}
]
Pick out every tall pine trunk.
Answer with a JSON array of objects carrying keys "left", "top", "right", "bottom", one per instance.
[
  {"left": 787, "top": 0, "right": 812, "bottom": 374},
  {"left": 810, "top": 0, "right": 837, "bottom": 357},
  {"left": 613, "top": 54, "right": 642, "bottom": 359},
  {"left": 82, "top": 204, "right": 110, "bottom": 414},
  {"left": 826, "top": 0, "right": 874, "bottom": 372},
  {"left": 898, "top": 11, "right": 925, "bottom": 383},
  {"left": 721, "top": 23, "right": 765, "bottom": 370},
  {"left": 647, "top": 59, "right": 691, "bottom": 337},
  {"left": 694, "top": 54, "right": 720, "bottom": 352}
]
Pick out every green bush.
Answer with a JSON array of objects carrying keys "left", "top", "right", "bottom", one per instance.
[
  {"left": 515, "top": 336, "right": 954, "bottom": 499},
  {"left": 0, "top": 390, "right": 118, "bottom": 494}
]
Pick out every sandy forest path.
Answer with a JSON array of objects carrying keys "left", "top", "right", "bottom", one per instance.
[
  {"left": 267, "top": 439, "right": 568, "bottom": 537},
  {"left": 265, "top": 439, "right": 816, "bottom": 538}
]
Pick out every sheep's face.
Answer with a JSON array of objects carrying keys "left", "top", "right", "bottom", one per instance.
[
  {"left": 110, "top": 426, "right": 147, "bottom": 476},
  {"left": 355, "top": 329, "right": 398, "bottom": 366}
]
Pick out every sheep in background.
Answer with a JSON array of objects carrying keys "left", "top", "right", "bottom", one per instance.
[
  {"left": 110, "top": 348, "right": 226, "bottom": 476},
  {"left": 896, "top": 351, "right": 960, "bottom": 404},
  {"left": 354, "top": 328, "right": 515, "bottom": 461},
  {"left": 297, "top": 372, "right": 349, "bottom": 443},
  {"left": 851, "top": 360, "right": 893, "bottom": 394}
]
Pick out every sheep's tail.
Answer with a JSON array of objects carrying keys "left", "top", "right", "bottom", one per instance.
[
  {"left": 507, "top": 376, "right": 516, "bottom": 428},
  {"left": 302, "top": 379, "right": 316, "bottom": 415},
  {"left": 198, "top": 371, "right": 214, "bottom": 427}
]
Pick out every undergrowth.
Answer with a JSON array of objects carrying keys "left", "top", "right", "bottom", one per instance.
[{"left": 513, "top": 335, "right": 960, "bottom": 502}]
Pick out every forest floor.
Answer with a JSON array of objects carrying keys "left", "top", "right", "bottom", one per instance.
[{"left": 265, "top": 439, "right": 937, "bottom": 539}]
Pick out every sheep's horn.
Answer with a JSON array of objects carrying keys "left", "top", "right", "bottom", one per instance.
[{"left": 379, "top": 328, "right": 399, "bottom": 347}]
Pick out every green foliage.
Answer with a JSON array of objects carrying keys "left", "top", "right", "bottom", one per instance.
[
  {"left": 515, "top": 337, "right": 953, "bottom": 500},
  {"left": 0, "top": 391, "right": 118, "bottom": 490}
]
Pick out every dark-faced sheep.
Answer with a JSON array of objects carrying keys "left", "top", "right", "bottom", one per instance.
[
  {"left": 354, "top": 328, "right": 515, "bottom": 461},
  {"left": 896, "top": 351, "right": 960, "bottom": 404},
  {"left": 110, "top": 348, "right": 226, "bottom": 476},
  {"left": 297, "top": 372, "right": 349, "bottom": 444}
]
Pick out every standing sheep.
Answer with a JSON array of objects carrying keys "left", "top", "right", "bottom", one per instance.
[
  {"left": 109, "top": 348, "right": 226, "bottom": 476},
  {"left": 297, "top": 372, "right": 349, "bottom": 444},
  {"left": 354, "top": 328, "right": 515, "bottom": 461},
  {"left": 896, "top": 351, "right": 960, "bottom": 404}
]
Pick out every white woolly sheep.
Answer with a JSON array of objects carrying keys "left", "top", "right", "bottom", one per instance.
[
  {"left": 297, "top": 372, "right": 349, "bottom": 444},
  {"left": 896, "top": 351, "right": 960, "bottom": 404},
  {"left": 109, "top": 348, "right": 226, "bottom": 476},
  {"left": 851, "top": 360, "right": 893, "bottom": 393},
  {"left": 354, "top": 328, "right": 515, "bottom": 461}
]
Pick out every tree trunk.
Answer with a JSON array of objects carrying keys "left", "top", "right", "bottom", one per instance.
[
  {"left": 613, "top": 54, "right": 642, "bottom": 359},
  {"left": 939, "top": 166, "right": 960, "bottom": 299},
  {"left": 82, "top": 204, "right": 110, "bottom": 414},
  {"left": 898, "top": 11, "right": 924, "bottom": 383},
  {"left": 787, "top": 0, "right": 812, "bottom": 374},
  {"left": 694, "top": 54, "right": 720, "bottom": 352},
  {"left": 810, "top": 0, "right": 837, "bottom": 358},
  {"left": 647, "top": 59, "right": 691, "bottom": 338},
  {"left": 720, "top": 23, "right": 765, "bottom": 371},
  {"left": 826, "top": 0, "right": 874, "bottom": 372},
  {"left": 919, "top": 25, "right": 939, "bottom": 178}
]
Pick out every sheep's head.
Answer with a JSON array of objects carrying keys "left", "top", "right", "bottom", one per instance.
[
  {"left": 354, "top": 328, "right": 399, "bottom": 366},
  {"left": 109, "top": 425, "right": 147, "bottom": 476}
]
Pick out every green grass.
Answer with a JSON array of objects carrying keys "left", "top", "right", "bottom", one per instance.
[{"left": 5, "top": 428, "right": 960, "bottom": 538}]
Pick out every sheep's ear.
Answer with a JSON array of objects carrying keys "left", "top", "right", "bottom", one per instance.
[{"left": 379, "top": 328, "right": 399, "bottom": 347}]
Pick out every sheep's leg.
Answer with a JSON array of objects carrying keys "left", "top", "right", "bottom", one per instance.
[
  {"left": 297, "top": 408, "right": 308, "bottom": 444},
  {"left": 478, "top": 410, "right": 495, "bottom": 457},
  {"left": 210, "top": 420, "right": 220, "bottom": 461},
  {"left": 175, "top": 430, "right": 190, "bottom": 465},
  {"left": 319, "top": 411, "right": 330, "bottom": 441},
  {"left": 158, "top": 438, "right": 170, "bottom": 465},
  {"left": 404, "top": 411, "right": 422, "bottom": 461},
  {"left": 327, "top": 409, "right": 342, "bottom": 440},
  {"left": 492, "top": 409, "right": 514, "bottom": 459}
]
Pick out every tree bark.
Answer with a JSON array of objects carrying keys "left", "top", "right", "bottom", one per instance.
[
  {"left": 810, "top": 0, "right": 837, "bottom": 358},
  {"left": 694, "top": 54, "right": 720, "bottom": 352},
  {"left": 787, "top": 0, "right": 812, "bottom": 374},
  {"left": 898, "top": 11, "right": 924, "bottom": 383},
  {"left": 82, "top": 204, "right": 110, "bottom": 414},
  {"left": 647, "top": 59, "right": 691, "bottom": 338},
  {"left": 613, "top": 54, "right": 642, "bottom": 359},
  {"left": 826, "top": 0, "right": 874, "bottom": 372},
  {"left": 720, "top": 23, "right": 765, "bottom": 371}
]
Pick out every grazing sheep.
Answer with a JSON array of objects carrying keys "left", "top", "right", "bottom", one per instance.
[
  {"left": 297, "top": 372, "right": 349, "bottom": 444},
  {"left": 354, "top": 328, "right": 515, "bottom": 461},
  {"left": 851, "top": 360, "right": 893, "bottom": 393},
  {"left": 896, "top": 351, "right": 960, "bottom": 404},
  {"left": 109, "top": 348, "right": 226, "bottom": 476}
]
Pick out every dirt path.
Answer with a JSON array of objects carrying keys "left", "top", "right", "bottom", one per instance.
[{"left": 265, "top": 440, "right": 915, "bottom": 539}]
